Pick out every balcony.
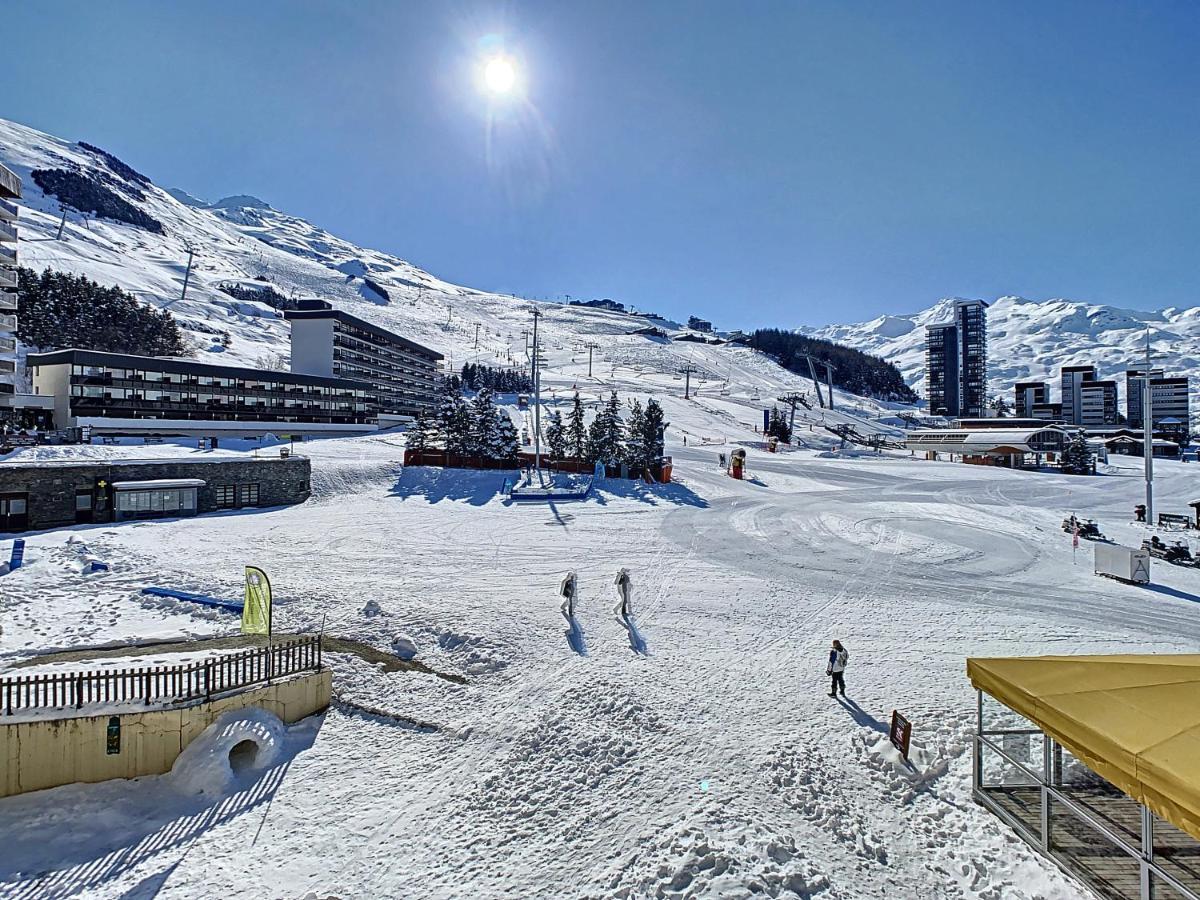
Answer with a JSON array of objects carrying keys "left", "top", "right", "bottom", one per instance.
[
  {"left": 0, "top": 164, "right": 19, "bottom": 201},
  {"left": 0, "top": 269, "right": 15, "bottom": 289},
  {"left": 0, "top": 292, "right": 14, "bottom": 312},
  {"left": 0, "top": 246, "right": 15, "bottom": 265},
  {"left": 0, "top": 359, "right": 14, "bottom": 375},
  {"left": 0, "top": 335, "right": 14, "bottom": 354},
  {"left": 0, "top": 314, "right": 16, "bottom": 332},
  {"left": 0, "top": 221, "right": 15, "bottom": 244},
  {"left": 0, "top": 198, "right": 17, "bottom": 222}
]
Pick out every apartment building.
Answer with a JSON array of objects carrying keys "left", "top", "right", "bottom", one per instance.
[
  {"left": 285, "top": 300, "right": 442, "bottom": 420},
  {"left": 27, "top": 349, "right": 378, "bottom": 437},
  {"left": 925, "top": 300, "right": 988, "bottom": 418}
]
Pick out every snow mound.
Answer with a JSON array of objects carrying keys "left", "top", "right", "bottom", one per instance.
[
  {"left": 391, "top": 633, "right": 419, "bottom": 660},
  {"left": 170, "top": 707, "right": 286, "bottom": 796}
]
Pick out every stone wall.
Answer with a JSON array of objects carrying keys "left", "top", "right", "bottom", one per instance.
[
  {"left": 0, "top": 455, "right": 311, "bottom": 531},
  {"left": 0, "top": 669, "right": 331, "bottom": 797}
]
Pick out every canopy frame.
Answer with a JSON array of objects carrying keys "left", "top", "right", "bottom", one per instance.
[{"left": 973, "top": 687, "right": 1200, "bottom": 900}]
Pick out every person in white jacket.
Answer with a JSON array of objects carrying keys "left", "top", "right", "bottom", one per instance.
[{"left": 827, "top": 640, "right": 849, "bottom": 697}]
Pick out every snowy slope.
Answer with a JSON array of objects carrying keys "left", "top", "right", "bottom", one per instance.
[
  {"left": 803, "top": 296, "right": 1200, "bottom": 407},
  {"left": 0, "top": 116, "right": 907, "bottom": 444}
]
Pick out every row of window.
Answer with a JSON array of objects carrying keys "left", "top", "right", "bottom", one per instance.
[
  {"left": 72, "top": 371, "right": 371, "bottom": 401},
  {"left": 215, "top": 483, "right": 259, "bottom": 508}
]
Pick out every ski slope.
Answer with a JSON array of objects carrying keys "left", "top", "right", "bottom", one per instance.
[{"left": 3, "top": 435, "right": 1199, "bottom": 898}]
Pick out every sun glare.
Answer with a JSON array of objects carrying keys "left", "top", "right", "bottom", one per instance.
[{"left": 483, "top": 56, "right": 517, "bottom": 95}]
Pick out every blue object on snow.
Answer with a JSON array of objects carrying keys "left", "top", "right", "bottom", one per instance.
[
  {"left": 501, "top": 477, "right": 514, "bottom": 496},
  {"left": 141, "top": 586, "right": 242, "bottom": 612},
  {"left": 9, "top": 539, "right": 25, "bottom": 571},
  {"left": 87, "top": 561, "right": 110, "bottom": 573}
]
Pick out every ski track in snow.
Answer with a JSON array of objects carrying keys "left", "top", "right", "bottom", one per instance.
[{"left": 3, "top": 437, "right": 1197, "bottom": 898}]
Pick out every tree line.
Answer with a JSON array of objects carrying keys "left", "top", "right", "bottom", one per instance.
[
  {"left": 407, "top": 385, "right": 522, "bottom": 461},
  {"left": 17, "top": 267, "right": 188, "bottom": 357},
  {"left": 30, "top": 168, "right": 165, "bottom": 234},
  {"left": 408, "top": 385, "right": 668, "bottom": 471},
  {"left": 450, "top": 363, "right": 534, "bottom": 394},
  {"left": 748, "top": 329, "right": 917, "bottom": 402}
]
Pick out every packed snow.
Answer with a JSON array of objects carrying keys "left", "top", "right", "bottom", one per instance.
[{"left": 4, "top": 424, "right": 1200, "bottom": 897}]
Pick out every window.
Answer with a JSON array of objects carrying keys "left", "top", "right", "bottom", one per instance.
[
  {"left": 238, "top": 484, "right": 260, "bottom": 507},
  {"left": 215, "top": 485, "right": 236, "bottom": 508},
  {"left": 75, "top": 491, "right": 92, "bottom": 511}
]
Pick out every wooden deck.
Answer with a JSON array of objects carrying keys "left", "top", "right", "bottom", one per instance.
[{"left": 983, "top": 786, "right": 1200, "bottom": 899}]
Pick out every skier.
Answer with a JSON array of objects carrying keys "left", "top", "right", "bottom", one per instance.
[
  {"left": 827, "top": 640, "right": 849, "bottom": 697},
  {"left": 614, "top": 568, "right": 632, "bottom": 618}
]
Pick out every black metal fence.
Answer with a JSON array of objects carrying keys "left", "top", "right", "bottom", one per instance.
[{"left": 1, "top": 635, "right": 322, "bottom": 716}]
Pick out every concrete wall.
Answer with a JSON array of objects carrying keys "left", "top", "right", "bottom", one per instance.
[
  {"left": 289, "top": 317, "right": 335, "bottom": 377},
  {"left": 0, "top": 668, "right": 331, "bottom": 798},
  {"left": 0, "top": 455, "right": 311, "bottom": 531},
  {"left": 30, "top": 361, "right": 72, "bottom": 428}
]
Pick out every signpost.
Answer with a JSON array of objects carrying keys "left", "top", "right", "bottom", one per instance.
[{"left": 890, "top": 710, "right": 912, "bottom": 760}]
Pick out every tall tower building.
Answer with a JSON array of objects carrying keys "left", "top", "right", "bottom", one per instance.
[
  {"left": 0, "top": 162, "right": 20, "bottom": 409},
  {"left": 925, "top": 299, "right": 988, "bottom": 418}
]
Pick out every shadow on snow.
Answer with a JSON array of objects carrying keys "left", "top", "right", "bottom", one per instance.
[
  {"left": 0, "top": 716, "right": 324, "bottom": 899},
  {"left": 390, "top": 466, "right": 515, "bottom": 506}
]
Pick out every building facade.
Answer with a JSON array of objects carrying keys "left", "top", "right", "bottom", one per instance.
[
  {"left": 1079, "top": 379, "right": 1118, "bottom": 427},
  {"left": 1060, "top": 365, "right": 1097, "bottom": 425},
  {"left": 26, "top": 349, "right": 378, "bottom": 437},
  {"left": 925, "top": 300, "right": 988, "bottom": 418},
  {"left": 1014, "top": 381, "right": 1049, "bottom": 418},
  {"left": 0, "top": 455, "right": 311, "bottom": 532},
  {"left": 0, "top": 164, "right": 20, "bottom": 411},
  {"left": 1126, "top": 369, "right": 1190, "bottom": 437},
  {"left": 285, "top": 300, "right": 442, "bottom": 419},
  {"left": 925, "top": 323, "right": 959, "bottom": 417}
]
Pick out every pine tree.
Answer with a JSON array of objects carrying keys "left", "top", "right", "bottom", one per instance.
[
  {"left": 495, "top": 412, "right": 521, "bottom": 461},
  {"left": 438, "top": 383, "right": 469, "bottom": 454},
  {"left": 469, "top": 387, "right": 500, "bottom": 457},
  {"left": 567, "top": 393, "right": 587, "bottom": 460},
  {"left": 623, "top": 399, "right": 646, "bottom": 470},
  {"left": 408, "top": 409, "right": 430, "bottom": 454},
  {"left": 641, "top": 399, "right": 667, "bottom": 468},
  {"left": 1061, "top": 431, "right": 1093, "bottom": 475},
  {"left": 546, "top": 410, "right": 567, "bottom": 462}
]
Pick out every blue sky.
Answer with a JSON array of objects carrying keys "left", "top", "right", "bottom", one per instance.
[{"left": 8, "top": 0, "right": 1199, "bottom": 329}]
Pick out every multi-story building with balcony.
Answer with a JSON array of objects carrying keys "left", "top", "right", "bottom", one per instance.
[
  {"left": 1014, "top": 381, "right": 1049, "bottom": 418},
  {"left": 285, "top": 300, "right": 442, "bottom": 420},
  {"left": 0, "top": 163, "right": 20, "bottom": 402},
  {"left": 1126, "top": 369, "right": 1190, "bottom": 439},
  {"left": 1060, "top": 365, "right": 1097, "bottom": 425},
  {"left": 26, "top": 349, "right": 379, "bottom": 438},
  {"left": 925, "top": 299, "right": 988, "bottom": 418},
  {"left": 1079, "top": 379, "right": 1118, "bottom": 427}
]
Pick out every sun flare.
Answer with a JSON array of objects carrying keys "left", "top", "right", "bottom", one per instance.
[{"left": 483, "top": 56, "right": 517, "bottom": 94}]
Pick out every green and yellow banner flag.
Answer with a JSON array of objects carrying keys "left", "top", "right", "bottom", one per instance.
[{"left": 242, "top": 566, "right": 272, "bottom": 636}]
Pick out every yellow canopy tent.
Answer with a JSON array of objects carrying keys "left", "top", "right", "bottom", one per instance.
[{"left": 968, "top": 654, "right": 1200, "bottom": 842}]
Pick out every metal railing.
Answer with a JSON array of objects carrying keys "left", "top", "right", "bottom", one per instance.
[
  {"left": 973, "top": 689, "right": 1199, "bottom": 900},
  {"left": 2, "top": 636, "right": 322, "bottom": 716}
]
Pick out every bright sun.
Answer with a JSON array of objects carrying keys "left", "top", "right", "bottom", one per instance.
[{"left": 483, "top": 57, "right": 517, "bottom": 94}]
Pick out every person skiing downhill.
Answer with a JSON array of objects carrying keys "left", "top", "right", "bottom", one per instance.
[{"left": 827, "top": 640, "right": 848, "bottom": 697}]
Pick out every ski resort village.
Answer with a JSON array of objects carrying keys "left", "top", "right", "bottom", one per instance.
[{"left": 2, "top": 8, "right": 1200, "bottom": 898}]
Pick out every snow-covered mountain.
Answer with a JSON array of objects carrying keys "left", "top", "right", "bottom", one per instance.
[
  {"left": 1, "top": 116, "right": 917, "bottom": 447},
  {"left": 803, "top": 296, "right": 1200, "bottom": 407}
]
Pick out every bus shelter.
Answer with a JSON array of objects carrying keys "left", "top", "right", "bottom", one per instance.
[{"left": 968, "top": 655, "right": 1200, "bottom": 900}]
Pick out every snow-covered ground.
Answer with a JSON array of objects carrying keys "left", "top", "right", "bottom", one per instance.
[{"left": 3, "top": 430, "right": 1200, "bottom": 898}]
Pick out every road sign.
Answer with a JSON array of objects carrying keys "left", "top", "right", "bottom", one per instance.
[{"left": 890, "top": 710, "right": 912, "bottom": 760}]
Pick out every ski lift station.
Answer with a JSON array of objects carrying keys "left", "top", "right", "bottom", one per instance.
[
  {"left": 904, "top": 425, "right": 1072, "bottom": 468},
  {"left": 969, "top": 654, "right": 1200, "bottom": 900}
]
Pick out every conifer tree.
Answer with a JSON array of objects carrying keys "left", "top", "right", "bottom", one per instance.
[
  {"left": 408, "top": 409, "right": 430, "bottom": 454},
  {"left": 1061, "top": 431, "right": 1093, "bottom": 475},
  {"left": 546, "top": 410, "right": 567, "bottom": 462},
  {"left": 642, "top": 399, "right": 667, "bottom": 468},
  {"left": 495, "top": 412, "right": 521, "bottom": 461},
  {"left": 469, "top": 387, "right": 500, "bottom": 456},
  {"left": 567, "top": 393, "right": 587, "bottom": 459},
  {"left": 623, "top": 399, "right": 646, "bottom": 470}
]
